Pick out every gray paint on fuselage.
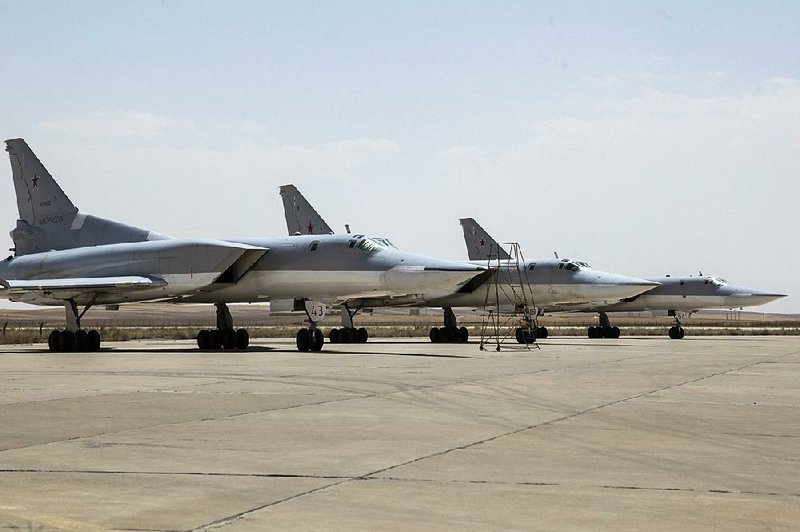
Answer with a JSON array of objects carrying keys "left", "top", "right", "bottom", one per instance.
[
  {"left": 593, "top": 276, "right": 786, "bottom": 313},
  {"left": 184, "top": 234, "right": 486, "bottom": 304},
  {"left": 428, "top": 258, "right": 659, "bottom": 310}
]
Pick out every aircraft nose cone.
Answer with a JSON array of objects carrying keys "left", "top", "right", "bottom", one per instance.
[{"left": 728, "top": 290, "right": 787, "bottom": 307}]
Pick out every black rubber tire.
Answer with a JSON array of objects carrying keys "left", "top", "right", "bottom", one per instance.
[
  {"left": 429, "top": 327, "right": 441, "bottom": 343},
  {"left": 197, "top": 330, "right": 211, "bottom": 349},
  {"left": 221, "top": 330, "right": 236, "bottom": 350},
  {"left": 537, "top": 327, "right": 549, "bottom": 339},
  {"left": 74, "top": 330, "right": 88, "bottom": 352},
  {"left": 357, "top": 327, "right": 368, "bottom": 343},
  {"left": 329, "top": 329, "right": 340, "bottom": 343},
  {"left": 235, "top": 329, "right": 250, "bottom": 350},
  {"left": 87, "top": 330, "right": 101, "bottom": 352},
  {"left": 48, "top": 330, "right": 61, "bottom": 352},
  {"left": 677, "top": 327, "right": 685, "bottom": 339},
  {"left": 458, "top": 326, "right": 469, "bottom": 343},
  {"left": 611, "top": 326, "right": 620, "bottom": 339},
  {"left": 668, "top": 326, "right": 677, "bottom": 339},
  {"left": 296, "top": 329, "right": 311, "bottom": 352},
  {"left": 59, "top": 330, "right": 75, "bottom": 352},
  {"left": 344, "top": 327, "right": 356, "bottom": 343},
  {"left": 310, "top": 329, "right": 324, "bottom": 351},
  {"left": 440, "top": 327, "right": 453, "bottom": 343},
  {"left": 587, "top": 326, "right": 596, "bottom": 339},
  {"left": 515, "top": 328, "right": 524, "bottom": 344},
  {"left": 209, "top": 330, "right": 222, "bottom": 350}
]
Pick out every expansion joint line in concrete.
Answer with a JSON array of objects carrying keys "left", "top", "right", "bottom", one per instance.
[{"left": 191, "top": 350, "right": 799, "bottom": 530}]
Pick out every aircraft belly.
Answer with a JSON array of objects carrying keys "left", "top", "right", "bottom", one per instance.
[{"left": 188, "top": 270, "right": 388, "bottom": 303}]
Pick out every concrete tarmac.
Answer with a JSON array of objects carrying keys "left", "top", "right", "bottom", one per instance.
[{"left": 0, "top": 336, "right": 798, "bottom": 531}]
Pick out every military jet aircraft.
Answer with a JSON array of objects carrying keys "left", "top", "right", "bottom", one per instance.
[
  {"left": 460, "top": 218, "right": 787, "bottom": 340},
  {"left": 278, "top": 185, "right": 660, "bottom": 343},
  {"left": 1, "top": 139, "right": 489, "bottom": 352}
]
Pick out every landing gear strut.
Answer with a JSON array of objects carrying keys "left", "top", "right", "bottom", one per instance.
[
  {"left": 329, "top": 304, "right": 368, "bottom": 344},
  {"left": 296, "top": 303, "right": 324, "bottom": 352},
  {"left": 48, "top": 299, "right": 102, "bottom": 352},
  {"left": 429, "top": 307, "right": 469, "bottom": 343},
  {"left": 196, "top": 303, "right": 250, "bottom": 350},
  {"left": 587, "top": 312, "right": 621, "bottom": 339}
]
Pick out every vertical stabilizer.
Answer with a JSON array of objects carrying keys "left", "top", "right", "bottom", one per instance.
[
  {"left": 5, "top": 138, "right": 166, "bottom": 256},
  {"left": 279, "top": 184, "right": 334, "bottom": 235},
  {"left": 460, "top": 217, "right": 511, "bottom": 261},
  {"left": 7, "top": 138, "right": 77, "bottom": 227}
]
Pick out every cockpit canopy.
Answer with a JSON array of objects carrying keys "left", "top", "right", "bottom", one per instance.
[
  {"left": 348, "top": 235, "right": 398, "bottom": 254},
  {"left": 558, "top": 258, "right": 590, "bottom": 272},
  {"left": 529, "top": 258, "right": 592, "bottom": 272}
]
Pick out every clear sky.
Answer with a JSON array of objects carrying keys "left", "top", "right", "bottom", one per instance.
[{"left": 1, "top": 1, "right": 798, "bottom": 312}]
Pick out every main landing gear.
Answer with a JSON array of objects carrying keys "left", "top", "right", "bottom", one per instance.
[
  {"left": 429, "top": 307, "right": 469, "bottom": 343},
  {"left": 667, "top": 311, "right": 688, "bottom": 339},
  {"left": 296, "top": 303, "right": 324, "bottom": 352},
  {"left": 48, "top": 299, "right": 102, "bottom": 352},
  {"left": 514, "top": 326, "right": 548, "bottom": 343},
  {"left": 328, "top": 304, "right": 368, "bottom": 344},
  {"left": 587, "top": 312, "right": 621, "bottom": 339},
  {"left": 196, "top": 303, "right": 250, "bottom": 350}
]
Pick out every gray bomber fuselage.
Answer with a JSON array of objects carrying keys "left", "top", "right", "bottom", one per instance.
[
  {"left": 428, "top": 258, "right": 660, "bottom": 311},
  {"left": 593, "top": 276, "right": 786, "bottom": 313},
  {"left": 183, "top": 234, "right": 487, "bottom": 305}
]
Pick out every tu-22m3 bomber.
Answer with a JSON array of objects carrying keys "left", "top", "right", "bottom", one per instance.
[
  {"left": 460, "top": 218, "right": 786, "bottom": 340},
  {"left": 0, "top": 139, "right": 490, "bottom": 352},
  {"left": 279, "top": 184, "right": 661, "bottom": 343}
]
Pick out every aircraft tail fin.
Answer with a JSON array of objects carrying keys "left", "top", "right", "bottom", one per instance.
[
  {"left": 459, "top": 217, "right": 511, "bottom": 261},
  {"left": 279, "top": 184, "right": 334, "bottom": 235},
  {"left": 5, "top": 138, "right": 166, "bottom": 256}
]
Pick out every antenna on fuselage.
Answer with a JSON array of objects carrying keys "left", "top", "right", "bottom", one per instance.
[
  {"left": 553, "top": 251, "right": 559, "bottom": 259},
  {"left": 345, "top": 224, "right": 351, "bottom": 234}
]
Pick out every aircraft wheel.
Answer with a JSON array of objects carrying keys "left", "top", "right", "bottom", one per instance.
[
  {"left": 611, "top": 326, "right": 621, "bottom": 339},
  {"left": 221, "top": 330, "right": 236, "bottom": 350},
  {"left": 537, "top": 326, "right": 548, "bottom": 339},
  {"left": 458, "top": 326, "right": 469, "bottom": 343},
  {"left": 587, "top": 326, "right": 596, "bottom": 339},
  {"left": 357, "top": 327, "right": 368, "bottom": 343},
  {"left": 197, "top": 330, "right": 210, "bottom": 349},
  {"left": 329, "top": 329, "right": 340, "bottom": 343},
  {"left": 296, "top": 329, "right": 311, "bottom": 351},
  {"left": 677, "top": 326, "right": 685, "bottom": 339},
  {"left": 310, "top": 329, "right": 324, "bottom": 351},
  {"left": 668, "top": 326, "right": 678, "bottom": 339},
  {"left": 524, "top": 330, "right": 536, "bottom": 344},
  {"left": 515, "top": 328, "right": 524, "bottom": 344},
  {"left": 440, "top": 327, "right": 453, "bottom": 343},
  {"left": 87, "top": 330, "right": 102, "bottom": 351},
  {"left": 75, "top": 330, "right": 89, "bottom": 352},
  {"left": 235, "top": 329, "right": 250, "bottom": 350},
  {"left": 59, "top": 330, "right": 75, "bottom": 352},
  {"left": 48, "top": 330, "right": 61, "bottom": 352},
  {"left": 429, "top": 327, "right": 441, "bottom": 343}
]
